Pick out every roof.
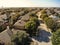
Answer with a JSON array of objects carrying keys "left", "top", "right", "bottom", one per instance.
[
  {"left": 49, "top": 15, "right": 59, "bottom": 19},
  {"left": 0, "top": 14, "right": 7, "bottom": 22},
  {"left": 0, "top": 27, "right": 12, "bottom": 44},
  {"left": 0, "top": 14, "right": 7, "bottom": 20},
  {"left": 14, "top": 20, "right": 26, "bottom": 27},
  {"left": 13, "top": 13, "right": 30, "bottom": 29},
  {"left": 57, "top": 20, "right": 60, "bottom": 23},
  {"left": 0, "top": 21, "right": 4, "bottom": 26},
  {"left": 13, "top": 10, "right": 38, "bottom": 29},
  {"left": 21, "top": 13, "right": 30, "bottom": 21}
]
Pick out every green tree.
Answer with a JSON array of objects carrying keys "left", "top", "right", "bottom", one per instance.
[
  {"left": 44, "top": 17, "right": 50, "bottom": 22},
  {"left": 30, "top": 17, "right": 39, "bottom": 26},
  {"left": 52, "top": 29, "right": 60, "bottom": 45},
  {"left": 40, "top": 14, "right": 48, "bottom": 20},
  {"left": 30, "top": 13, "right": 38, "bottom": 18},
  {"left": 11, "top": 31, "right": 30, "bottom": 45},
  {"left": 41, "top": 9, "right": 47, "bottom": 14},
  {"left": 56, "top": 23, "right": 60, "bottom": 29},
  {"left": 44, "top": 17, "right": 57, "bottom": 32},
  {"left": 24, "top": 10, "right": 29, "bottom": 14},
  {"left": 25, "top": 21, "right": 37, "bottom": 36}
]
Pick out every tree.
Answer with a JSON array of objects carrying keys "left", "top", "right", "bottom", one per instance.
[
  {"left": 30, "top": 17, "right": 39, "bottom": 26},
  {"left": 40, "top": 14, "right": 48, "bottom": 20},
  {"left": 52, "top": 29, "right": 60, "bottom": 45},
  {"left": 11, "top": 31, "right": 31, "bottom": 45},
  {"left": 25, "top": 21, "right": 37, "bottom": 36},
  {"left": 24, "top": 10, "right": 29, "bottom": 14},
  {"left": 41, "top": 9, "right": 47, "bottom": 14},
  {"left": 30, "top": 13, "right": 38, "bottom": 18},
  {"left": 44, "top": 17, "right": 57, "bottom": 32},
  {"left": 56, "top": 22, "right": 60, "bottom": 30},
  {"left": 44, "top": 17, "right": 50, "bottom": 22}
]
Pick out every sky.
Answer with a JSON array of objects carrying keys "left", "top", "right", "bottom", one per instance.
[{"left": 0, "top": 0, "right": 60, "bottom": 7}]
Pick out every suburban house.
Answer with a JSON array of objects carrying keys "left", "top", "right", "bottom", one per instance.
[
  {"left": 0, "top": 26, "right": 13, "bottom": 45},
  {"left": 21, "top": 13, "right": 30, "bottom": 21},
  {"left": 49, "top": 15, "right": 60, "bottom": 20},
  {"left": 0, "top": 14, "right": 8, "bottom": 28},
  {"left": 54, "top": 8, "right": 60, "bottom": 14},
  {"left": 57, "top": 20, "right": 60, "bottom": 23},
  {"left": 0, "top": 14, "right": 7, "bottom": 22},
  {"left": 13, "top": 20, "right": 26, "bottom": 30},
  {"left": 13, "top": 13, "right": 30, "bottom": 30},
  {"left": 46, "top": 9, "right": 52, "bottom": 15}
]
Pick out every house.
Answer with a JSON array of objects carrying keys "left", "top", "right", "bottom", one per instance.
[
  {"left": 46, "top": 9, "right": 52, "bottom": 15},
  {"left": 54, "top": 8, "right": 60, "bottom": 14},
  {"left": 18, "top": 11, "right": 25, "bottom": 16},
  {"left": 9, "top": 12, "right": 16, "bottom": 17},
  {"left": 57, "top": 20, "right": 60, "bottom": 23},
  {"left": 0, "top": 26, "right": 13, "bottom": 45},
  {"left": 0, "top": 14, "right": 7, "bottom": 22},
  {"left": 13, "top": 10, "right": 38, "bottom": 30},
  {"left": 0, "top": 14, "right": 8, "bottom": 27},
  {"left": 0, "top": 21, "right": 4, "bottom": 26},
  {"left": 56, "top": 19, "right": 60, "bottom": 23},
  {"left": 13, "top": 20, "right": 26, "bottom": 30},
  {"left": 21, "top": 13, "right": 30, "bottom": 21},
  {"left": 0, "top": 14, "right": 6, "bottom": 19},
  {"left": 49, "top": 15, "right": 59, "bottom": 20},
  {"left": 13, "top": 13, "right": 30, "bottom": 30}
]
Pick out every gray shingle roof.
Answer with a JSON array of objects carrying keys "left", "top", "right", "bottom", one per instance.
[
  {"left": 14, "top": 20, "right": 26, "bottom": 27},
  {"left": 0, "top": 27, "right": 12, "bottom": 44}
]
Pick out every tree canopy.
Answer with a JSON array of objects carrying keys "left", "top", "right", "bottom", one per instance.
[
  {"left": 41, "top": 9, "right": 47, "bottom": 14},
  {"left": 52, "top": 29, "right": 60, "bottom": 45},
  {"left": 11, "top": 31, "right": 30, "bottom": 45},
  {"left": 44, "top": 17, "right": 57, "bottom": 32},
  {"left": 40, "top": 14, "right": 48, "bottom": 20},
  {"left": 25, "top": 21, "right": 37, "bottom": 36}
]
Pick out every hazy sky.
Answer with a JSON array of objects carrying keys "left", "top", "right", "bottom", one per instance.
[{"left": 0, "top": 0, "right": 60, "bottom": 7}]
